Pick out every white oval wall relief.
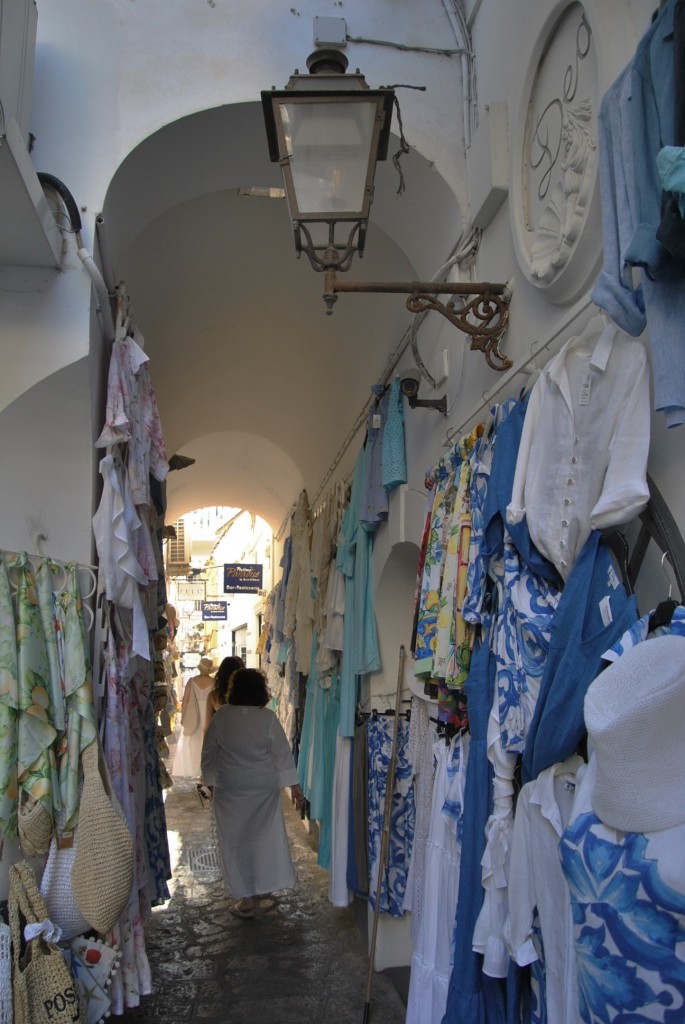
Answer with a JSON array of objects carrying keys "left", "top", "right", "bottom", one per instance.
[{"left": 512, "top": 2, "right": 602, "bottom": 303}]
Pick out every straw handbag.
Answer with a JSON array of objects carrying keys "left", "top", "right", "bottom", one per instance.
[
  {"left": 71, "top": 741, "right": 134, "bottom": 935},
  {"left": 17, "top": 793, "right": 53, "bottom": 858},
  {"left": 8, "top": 860, "right": 80, "bottom": 1023}
]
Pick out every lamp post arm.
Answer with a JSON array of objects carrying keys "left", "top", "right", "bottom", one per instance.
[{"left": 322, "top": 269, "right": 513, "bottom": 371}]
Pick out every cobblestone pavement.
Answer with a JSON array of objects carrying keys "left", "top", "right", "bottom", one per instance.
[{"left": 119, "top": 778, "right": 408, "bottom": 1023}]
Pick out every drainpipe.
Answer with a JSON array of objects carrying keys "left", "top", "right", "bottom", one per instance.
[{"left": 77, "top": 244, "right": 115, "bottom": 341}]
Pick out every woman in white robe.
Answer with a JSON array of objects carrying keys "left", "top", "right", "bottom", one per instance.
[{"left": 201, "top": 668, "right": 305, "bottom": 917}]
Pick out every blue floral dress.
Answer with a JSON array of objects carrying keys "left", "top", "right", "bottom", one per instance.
[
  {"left": 560, "top": 760, "right": 685, "bottom": 1023},
  {"left": 367, "top": 715, "right": 415, "bottom": 916}
]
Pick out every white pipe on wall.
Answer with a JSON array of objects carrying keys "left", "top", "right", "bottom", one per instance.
[{"left": 77, "top": 246, "right": 115, "bottom": 342}]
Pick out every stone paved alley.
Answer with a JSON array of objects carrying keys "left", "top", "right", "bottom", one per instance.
[{"left": 119, "top": 777, "right": 408, "bottom": 1024}]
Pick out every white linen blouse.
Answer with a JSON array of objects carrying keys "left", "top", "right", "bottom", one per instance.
[{"left": 506, "top": 324, "right": 650, "bottom": 580}]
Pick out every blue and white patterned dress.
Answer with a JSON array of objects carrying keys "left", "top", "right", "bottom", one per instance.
[
  {"left": 560, "top": 760, "right": 685, "bottom": 1024},
  {"left": 367, "top": 715, "right": 415, "bottom": 916}
]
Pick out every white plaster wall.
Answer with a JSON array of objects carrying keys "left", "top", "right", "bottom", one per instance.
[{"left": 0, "top": 357, "right": 95, "bottom": 564}]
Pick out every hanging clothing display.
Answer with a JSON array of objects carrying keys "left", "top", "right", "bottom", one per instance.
[
  {"left": 327, "top": 735, "right": 353, "bottom": 907},
  {"left": 91, "top": 295, "right": 171, "bottom": 1014},
  {"left": 504, "top": 755, "right": 583, "bottom": 1024},
  {"left": 406, "top": 733, "right": 469, "bottom": 1024},
  {"left": 591, "top": 0, "right": 685, "bottom": 427},
  {"left": 366, "top": 714, "right": 415, "bottom": 916},
  {"left": 507, "top": 324, "right": 650, "bottom": 580},
  {"left": 338, "top": 447, "right": 381, "bottom": 738},
  {"left": 522, "top": 531, "right": 639, "bottom": 783},
  {"left": 283, "top": 490, "right": 314, "bottom": 675},
  {"left": 0, "top": 557, "right": 19, "bottom": 839},
  {"left": 402, "top": 698, "right": 435, "bottom": 934},
  {"left": 360, "top": 385, "right": 390, "bottom": 525},
  {"left": 381, "top": 375, "right": 407, "bottom": 491},
  {"left": 442, "top": 636, "right": 506, "bottom": 1024},
  {"left": 52, "top": 565, "right": 97, "bottom": 829},
  {"left": 12, "top": 552, "right": 60, "bottom": 819}
]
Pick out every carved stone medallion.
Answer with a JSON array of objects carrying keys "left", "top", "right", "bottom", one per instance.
[{"left": 512, "top": 2, "right": 601, "bottom": 303}]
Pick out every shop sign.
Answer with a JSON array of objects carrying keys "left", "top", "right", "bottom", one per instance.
[
  {"left": 223, "top": 563, "right": 263, "bottom": 593},
  {"left": 176, "top": 580, "right": 206, "bottom": 601},
  {"left": 202, "top": 600, "right": 228, "bottom": 621}
]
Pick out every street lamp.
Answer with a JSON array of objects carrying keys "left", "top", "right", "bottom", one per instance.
[{"left": 261, "top": 48, "right": 512, "bottom": 370}]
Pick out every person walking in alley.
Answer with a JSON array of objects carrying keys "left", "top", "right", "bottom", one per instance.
[
  {"left": 204, "top": 654, "right": 244, "bottom": 730},
  {"left": 172, "top": 656, "right": 215, "bottom": 779},
  {"left": 201, "top": 667, "right": 305, "bottom": 918}
]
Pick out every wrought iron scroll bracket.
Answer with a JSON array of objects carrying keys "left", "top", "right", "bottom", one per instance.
[{"left": 322, "top": 268, "right": 513, "bottom": 371}]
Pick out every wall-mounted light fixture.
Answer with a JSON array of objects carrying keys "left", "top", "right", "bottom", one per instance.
[{"left": 261, "top": 48, "right": 512, "bottom": 370}]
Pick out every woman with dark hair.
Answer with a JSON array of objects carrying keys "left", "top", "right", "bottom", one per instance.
[
  {"left": 201, "top": 668, "right": 305, "bottom": 918},
  {"left": 205, "top": 655, "right": 244, "bottom": 731}
]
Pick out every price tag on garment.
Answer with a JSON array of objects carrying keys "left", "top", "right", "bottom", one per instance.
[
  {"left": 57, "top": 830, "right": 74, "bottom": 850},
  {"left": 578, "top": 372, "right": 592, "bottom": 406},
  {"left": 599, "top": 595, "right": 613, "bottom": 627},
  {"left": 372, "top": 414, "right": 382, "bottom": 429},
  {"left": 607, "top": 565, "right": 620, "bottom": 590}
]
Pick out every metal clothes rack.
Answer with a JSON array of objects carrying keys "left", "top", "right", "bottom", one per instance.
[{"left": 2, "top": 548, "right": 98, "bottom": 631}]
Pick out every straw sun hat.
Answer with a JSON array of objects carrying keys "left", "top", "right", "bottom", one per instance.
[{"left": 584, "top": 633, "right": 685, "bottom": 833}]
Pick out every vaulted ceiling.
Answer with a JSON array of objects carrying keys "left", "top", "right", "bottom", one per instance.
[{"left": 102, "top": 101, "right": 462, "bottom": 531}]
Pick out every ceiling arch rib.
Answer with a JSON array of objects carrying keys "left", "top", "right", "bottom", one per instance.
[{"left": 165, "top": 431, "right": 304, "bottom": 533}]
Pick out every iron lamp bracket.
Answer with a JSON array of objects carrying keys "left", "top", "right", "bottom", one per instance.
[{"left": 322, "top": 268, "right": 513, "bottom": 371}]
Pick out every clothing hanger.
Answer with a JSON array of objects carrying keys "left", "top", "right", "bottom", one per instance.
[
  {"left": 629, "top": 473, "right": 685, "bottom": 602},
  {"left": 567, "top": 310, "right": 607, "bottom": 354},
  {"left": 648, "top": 552, "right": 680, "bottom": 631},
  {"left": 601, "top": 529, "right": 634, "bottom": 595}
]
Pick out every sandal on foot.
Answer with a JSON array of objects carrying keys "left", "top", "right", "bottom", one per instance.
[{"left": 230, "top": 901, "right": 255, "bottom": 919}]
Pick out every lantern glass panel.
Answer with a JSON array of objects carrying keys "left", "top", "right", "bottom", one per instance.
[{"left": 279, "top": 99, "right": 377, "bottom": 216}]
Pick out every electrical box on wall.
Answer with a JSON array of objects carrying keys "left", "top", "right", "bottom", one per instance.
[
  {"left": 313, "top": 16, "right": 347, "bottom": 48},
  {"left": 467, "top": 101, "right": 509, "bottom": 230},
  {"left": 0, "top": 0, "right": 38, "bottom": 147}
]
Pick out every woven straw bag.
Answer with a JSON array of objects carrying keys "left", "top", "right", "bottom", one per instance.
[
  {"left": 17, "top": 793, "right": 53, "bottom": 858},
  {"left": 40, "top": 813, "right": 91, "bottom": 941},
  {"left": 71, "top": 740, "right": 134, "bottom": 934},
  {"left": 8, "top": 860, "right": 80, "bottom": 1023}
]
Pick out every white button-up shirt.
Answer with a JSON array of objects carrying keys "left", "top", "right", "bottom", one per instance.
[
  {"left": 504, "top": 756, "right": 584, "bottom": 1024},
  {"left": 506, "top": 325, "right": 650, "bottom": 579}
]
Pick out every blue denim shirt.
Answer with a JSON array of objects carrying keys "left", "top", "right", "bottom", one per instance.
[
  {"left": 623, "top": 0, "right": 676, "bottom": 278},
  {"left": 591, "top": 66, "right": 647, "bottom": 336},
  {"left": 594, "top": 0, "right": 685, "bottom": 427}
]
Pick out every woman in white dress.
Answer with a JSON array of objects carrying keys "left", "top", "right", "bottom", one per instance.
[
  {"left": 172, "top": 657, "right": 215, "bottom": 779},
  {"left": 201, "top": 668, "right": 305, "bottom": 918}
]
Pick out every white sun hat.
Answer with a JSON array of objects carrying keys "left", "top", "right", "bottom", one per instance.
[{"left": 584, "top": 632, "right": 685, "bottom": 833}]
